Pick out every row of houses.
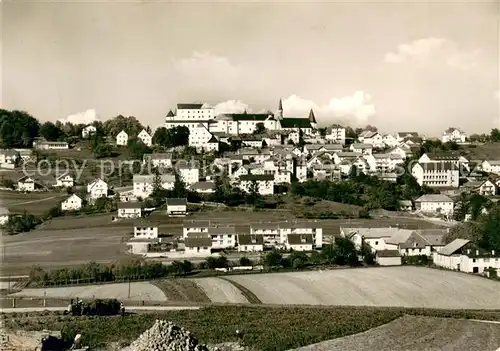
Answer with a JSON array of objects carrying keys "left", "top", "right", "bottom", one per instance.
[
  {"left": 339, "top": 226, "right": 500, "bottom": 274},
  {"left": 128, "top": 219, "right": 324, "bottom": 257}
]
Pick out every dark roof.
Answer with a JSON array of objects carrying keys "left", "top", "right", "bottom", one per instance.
[
  {"left": 308, "top": 109, "right": 317, "bottom": 123},
  {"left": 185, "top": 236, "right": 212, "bottom": 248},
  {"left": 280, "top": 118, "right": 312, "bottom": 129},
  {"left": 166, "top": 198, "right": 187, "bottom": 206},
  {"left": 117, "top": 202, "right": 143, "bottom": 209},
  {"left": 229, "top": 113, "right": 270, "bottom": 121},
  {"left": 166, "top": 110, "right": 175, "bottom": 117},
  {"left": 190, "top": 181, "right": 215, "bottom": 190},
  {"left": 207, "top": 135, "right": 219, "bottom": 143},
  {"left": 376, "top": 250, "right": 401, "bottom": 257},
  {"left": 424, "top": 152, "right": 462, "bottom": 161},
  {"left": 239, "top": 174, "right": 274, "bottom": 181},
  {"left": 287, "top": 234, "right": 314, "bottom": 245},
  {"left": 238, "top": 234, "right": 264, "bottom": 245},
  {"left": 397, "top": 132, "right": 419, "bottom": 137},
  {"left": 177, "top": 103, "right": 203, "bottom": 110}
]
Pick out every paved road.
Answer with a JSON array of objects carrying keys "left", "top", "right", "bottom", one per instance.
[{"left": 0, "top": 305, "right": 200, "bottom": 313}]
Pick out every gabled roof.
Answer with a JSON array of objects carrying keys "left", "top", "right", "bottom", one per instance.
[
  {"left": 190, "top": 181, "right": 215, "bottom": 191},
  {"left": 342, "top": 227, "right": 400, "bottom": 239},
  {"left": 288, "top": 233, "right": 314, "bottom": 245},
  {"left": 118, "top": 202, "right": 142, "bottom": 209},
  {"left": 351, "top": 143, "right": 373, "bottom": 149},
  {"left": 17, "top": 175, "right": 35, "bottom": 183},
  {"left": 439, "top": 239, "right": 471, "bottom": 256},
  {"left": 185, "top": 236, "right": 212, "bottom": 248},
  {"left": 376, "top": 249, "right": 401, "bottom": 257},
  {"left": 280, "top": 118, "right": 312, "bottom": 129},
  {"left": 415, "top": 194, "right": 453, "bottom": 203},
  {"left": 228, "top": 113, "right": 270, "bottom": 121},
  {"left": 166, "top": 110, "right": 175, "bottom": 117},
  {"left": 166, "top": 198, "right": 187, "bottom": 206},
  {"left": 238, "top": 234, "right": 264, "bottom": 245},
  {"left": 416, "top": 162, "right": 459, "bottom": 171},
  {"left": 177, "top": 103, "right": 203, "bottom": 110}
]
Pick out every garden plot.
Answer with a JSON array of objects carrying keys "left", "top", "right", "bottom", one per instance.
[
  {"left": 191, "top": 278, "right": 249, "bottom": 304},
  {"left": 8, "top": 282, "right": 167, "bottom": 301},
  {"left": 225, "top": 267, "right": 500, "bottom": 309},
  {"left": 291, "top": 315, "right": 500, "bottom": 351}
]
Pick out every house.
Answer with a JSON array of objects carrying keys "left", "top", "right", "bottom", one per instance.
[
  {"left": 0, "top": 207, "right": 10, "bottom": 225},
  {"left": 237, "top": 234, "right": 264, "bottom": 252},
  {"left": 239, "top": 174, "right": 274, "bottom": 195},
  {"left": 415, "top": 194, "right": 454, "bottom": 216},
  {"left": 133, "top": 174, "right": 175, "bottom": 199},
  {"left": 207, "top": 226, "right": 237, "bottom": 249},
  {"left": 375, "top": 250, "right": 402, "bottom": 266},
  {"left": 166, "top": 198, "right": 187, "bottom": 216},
  {"left": 190, "top": 181, "right": 215, "bottom": 193},
  {"left": 177, "top": 162, "right": 200, "bottom": 185},
  {"left": 340, "top": 227, "right": 413, "bottom": 253},
  {"left": 399, "top": 200, "right": 413, "bottom": 211},
  {"left": 477, "top": 179, "right": 497, "bottom": 196},
  {"left": 189, "top": 124, "right": 217, "bottom": 152},
  {"left": 117, "top": 202, "right": 143, "bottom": 218},
  {"left": 286, "top": 234, "right": 314, "bottom": 251},
  {"left": 17, "top": 176, "right": 35, "bottom": 192},
  {"left": 349, "top": 143, "right": 373, "bottom": 155},
  {"left": 411, "top": 162, "right": 460, "bottom": 188},
  {"left": 137, "top": 129, "right": 152, "bottom": 146},
  {"left": 442, "top": 127, "right": 466, "bottom": 143},
  {"left": 116, "top": 130, "right": 129, "bottom": 146},
  {"left": 325, "top": 125, "right": 346, "bottom": 144},
  {"left": 61, "top": 194, "right": 82, "bottom": 211},
  {"left": 382, "top": 134, "right": 399, "bottom": 148},
  {"left": 146, "top": 152, "right": 173, "bottom": 168},
  {"left": 87, "top": 178, "right": 108, "bottom": 200},
  {"left": 481, "top": 160, "right": 500, "bottom": 175},
  {"left": 133, "top": 220, "right": 159, "bottom": 239},
  {"left": 118, "top": 187, "right": 136, "bottom": 202},
  {"left": 396, "top": 132, "right": 419, "bottom": 142},
  {"left": 33, "top": 139, "right": 69, "bottom": 150},
  {"left": 0, "top": 149, "right": 20, "bottom": 167},
  {"left": 433, "top": 239, "right": 500, "bottom": 274},
  {"left": 241, "top": 134, "right": 264, "bottom": 148},
  {"left": 358, "top": 131, "right": 384, "bottom": 148},
  {"left": 419, "top": 152, "right": 469, "bottom": 172},
  {"left": 184, "top": 236, "right": 212, "bottom": 257},
  {"left": 82, "top": 125, "right": 97, "bottom": 138},
  {"left": 55, "top": 173, "right": 74, "bottom": 188}
]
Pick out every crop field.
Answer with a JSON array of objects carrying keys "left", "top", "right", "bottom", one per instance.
[
  {"left": 3, "top": 306, "right": 500, "bottom": 350},
  {"left": 151, "top": 279, "right": 211, "bottom": 303},
  {"left": 292, "top": 315, "right": 500, "bottom": 351},
  {"left": 8, "top": 281, "right": 167, "bottom": 301},
  {"left": 191, "top": 278, "right": 249, "bottom": 304},
  {"left": 221, "top": 267, "right": 500, "bottom": 309},
  {"left": 0, "top": 190, "right": 68, "bottom": 215}
]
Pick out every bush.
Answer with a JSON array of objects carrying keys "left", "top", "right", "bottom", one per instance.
[{"left": 402, "top": 255, "right": 432, "bottom": 266}]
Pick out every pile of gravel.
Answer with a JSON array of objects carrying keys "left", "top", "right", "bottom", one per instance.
[{"left": 125, "top": 320, "right": 210, "bottom": 351}]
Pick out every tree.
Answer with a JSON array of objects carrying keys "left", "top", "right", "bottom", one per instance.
[
  {"left": 171, "top": 172, "right": 187, "bottom": 198},
  {"left": 153, "top": 126, "right": 190, "bottom": 148},
  {"left": 213, "top": 176, "right": 226, "bottom": 203},
  {"left": 332, "top": 237, "right": 360, "bottom": 266},
  {"left": 254, "top": 123, "right": 266, "bottom": 134},
  {"left": 103, "top": 115, "right": 145, "bottom": 137},
  {"left": 239, "top": 257, "right": 252, "bottom": 266},
  {"left": 263, "top": 250, "right": 283, "bottom": 268},
  {"left": 127, "top": 138, "right": 151, "bottom": 159},
  {"left": 246, "top": 179, "right": 261, "bottom": 205},
  {"left": 39, "top": 121, "right": 64, "bottom": 141},
  {"left": 490, "top": 128, "right": 500, "bottom": 142},
  {"left": 205, "top": 255, "right": 229, "bottom": 269},
  {"left": 0, "top": 110, "right": 40, "bottom": 148},
  {"left": 170, "top": 260, "right": 192, "bottom": 276}
]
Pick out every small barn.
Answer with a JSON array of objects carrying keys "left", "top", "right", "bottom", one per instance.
[
  {"left": 376, "top": 250, "right": 402, "bottom": 266},
  {"left": 166, "top": 198, "right": 187, "bottom": 217}
]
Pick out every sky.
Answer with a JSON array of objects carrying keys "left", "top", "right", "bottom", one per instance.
[{"left": 2, "top": 0, "right": 499, "bottom": 135}]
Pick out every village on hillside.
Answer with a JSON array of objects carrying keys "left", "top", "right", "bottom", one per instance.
[{"left": 1, "top": 100, "right": 499, "bottom": 279}]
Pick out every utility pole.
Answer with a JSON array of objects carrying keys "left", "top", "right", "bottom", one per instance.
[{"left": 128, "top": 278, "right": 131, "bottom": 299}]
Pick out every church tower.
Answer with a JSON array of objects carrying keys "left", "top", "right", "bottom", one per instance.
[
  {"left": 275, "top": 98, "right": 283, "bottom": 120},
  {"left": 308, "top": 109, "right": 317, "bottom": 129}
]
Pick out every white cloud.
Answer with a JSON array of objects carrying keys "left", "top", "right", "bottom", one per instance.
[
  {"left": 282, "top": 91, "right": 376, "bottom": 126},
  {"left": 214, "top": 100, "right": 249, "bottom": 115},
  {"left": 172, "top": 51, "right": 241, "bottom": 84},
  {"left": 58, "top": 109, "right": 98, "bottom": 124},
  {"left": 384, "top": 37, "right": 481, "bottom": 70}
]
